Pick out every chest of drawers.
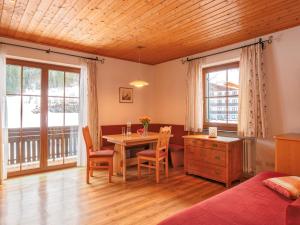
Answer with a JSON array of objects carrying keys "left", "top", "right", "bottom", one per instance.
[{"left": 183, "top": 135, "right": 243, "bottom": 187}]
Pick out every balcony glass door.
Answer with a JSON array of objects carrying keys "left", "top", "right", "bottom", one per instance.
[{"left": 6, "top": 59, "right": 80, "bottom": 176}]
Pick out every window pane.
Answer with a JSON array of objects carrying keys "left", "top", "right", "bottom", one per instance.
[
  {"left": 48, "top": 97, "right": 64, "bottom": 126},
  {"left": 23, "top": 67, "right": 41, "bottom": 95},
  {"left": 22, "top": 96, "right": 41, "bottom": 128},
  {"left": 65, "top": 98, "right": 79, "bottom": 126},
  {"left": 206, "top": 70, "right": 227, "bottom": 97},
  {"left": 65, "top": 72, "right": 79, "bottom": 97},
  {"left": 206, "top": 97, "right": 227, "bottom": 123},
  {"left": 228, "top": 68, "right": 239, "bottom": 96},
  {"left": 7, "top": 96, "right": 21, "bottom": 128},
  {"left": 6, "top": 65, "right": 21, "bottom": 95},
  {"left": 228, "top": 97, "right": 239, "bottom": 124},
  {"left": 48, "top": 70, "right": 64, "bottom": 97}
]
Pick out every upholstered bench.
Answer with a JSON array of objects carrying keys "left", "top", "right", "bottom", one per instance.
[{"left": 169, "top": 143, "right": 184, "bottom": 168}]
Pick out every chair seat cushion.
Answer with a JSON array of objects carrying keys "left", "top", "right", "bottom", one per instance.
[
  {"left": 102, "top": 145, "right": 115, "bottom": 150},
  {"left": 90, "top": 150, "right": 114, "bottom": 158},
  {"left": 137, "top": 149, "right": 166, "bottom": 158},
  {"left": 169, "top": 143, "right": 184, "bottom": 152}
]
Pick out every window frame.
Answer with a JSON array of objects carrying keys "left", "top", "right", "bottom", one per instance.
[{"left": 203, "top": 62, "right": 240, "bottom": 131}]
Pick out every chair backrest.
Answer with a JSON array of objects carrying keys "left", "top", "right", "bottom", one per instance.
[
  {"left": 82, "top": 126, "right": 93, "bottom": 157},
  {"left": 156, "top": 126, "right": 172, "bottom": 156}
]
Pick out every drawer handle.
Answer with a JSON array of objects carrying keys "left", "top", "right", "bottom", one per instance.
[
  {"left": 215, "top": 156, "right": 221, "bottom": 160},
  {"left": 212, "top": 143, "right": 218, "bottom": 148},
  {"left": 215, "top": 170, "right": 220, "bottom": 175}
]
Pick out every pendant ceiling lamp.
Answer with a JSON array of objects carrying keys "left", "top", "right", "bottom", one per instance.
[{"left": 129, "top": 46, "right": 149, "bottom": 88}]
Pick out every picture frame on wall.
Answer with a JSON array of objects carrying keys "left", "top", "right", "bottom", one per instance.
[{"left": 119, "top": 87, "right": 133, "bottom": 103}]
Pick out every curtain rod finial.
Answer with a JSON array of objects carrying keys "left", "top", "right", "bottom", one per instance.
[
  {"left": 99, "top": 58, "right": 105, "bottom": 64},
  {"left": 268, "top": 36, "right": 273, "bottom": 44},
  {"left": 181, "top": 58, "right": 189, "bottom": 64}
]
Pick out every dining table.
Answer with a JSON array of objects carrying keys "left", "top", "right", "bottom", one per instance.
[{"left": 102, "top": 132, "right": 173, "bottom": 182}]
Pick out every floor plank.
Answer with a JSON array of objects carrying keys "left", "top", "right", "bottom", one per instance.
[{"left": 0, "top": 167, "right": 226, "bottom": 225}]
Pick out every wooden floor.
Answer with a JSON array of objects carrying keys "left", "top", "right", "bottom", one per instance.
[{"left": 0, "top": 167, "right": 226, "bottom": 225}]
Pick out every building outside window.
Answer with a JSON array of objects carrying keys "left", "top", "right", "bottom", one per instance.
[{"left": 204, "top": 62, "right": 239, "bottom": 130}]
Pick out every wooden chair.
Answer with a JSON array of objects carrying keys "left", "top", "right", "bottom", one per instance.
[
  {"left": 137, "top": 126, "right": 172, "bottom": 183},
  {"left": 82, "top": 126, "right": 114, "bottom": 183}
]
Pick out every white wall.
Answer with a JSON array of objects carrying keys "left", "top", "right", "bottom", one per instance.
[
  {"left": 98, "top": 58, "right": 155, "bottom": 125},
  {"left": 0, "top": 37, "right": 155, "bottom": 125},
  {"left": 152, "top": 25, "right": 300, "bottom": 172}
]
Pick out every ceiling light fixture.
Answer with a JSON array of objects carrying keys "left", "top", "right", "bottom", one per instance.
[{"left": 129, "top": 46, "right": 149, "bottom": 88}]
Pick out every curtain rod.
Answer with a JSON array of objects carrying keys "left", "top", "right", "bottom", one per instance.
[
  {"left": 0, "top": 41, "right": 105, "bottom": 64},
  {"left": 181, "top": 36, "right": 273, "bottom": 64}
]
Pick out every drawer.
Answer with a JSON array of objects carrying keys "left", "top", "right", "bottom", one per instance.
[
  {"left": 185, "top": 146, "right": 226, "bottom": 166},
  {"left": 204, "top": 141, "right": 226, "bottom": 151},
  {"left": 185, "top": 145, "right": 206, "bottom": 161},
  {"left": 187, "top": 160, "right": 226, "bottom": 182},
  {"left": 207, "top": 149, "right": 226, "bottom": 166},
  {"left": 185, "top": 139, "right": 205, "bottom": 147}
]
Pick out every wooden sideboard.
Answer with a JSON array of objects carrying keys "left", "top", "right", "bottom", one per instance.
[
  {"left": 183, "top": 135, "right": 243, "bottom": 187},
  {"left": 274, "top": 133, "right": 300, "bottom": 176}
]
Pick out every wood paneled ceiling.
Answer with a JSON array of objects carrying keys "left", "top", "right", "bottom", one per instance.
[{"left": 0, "top": 0, "right": 300, "bottom": 64}]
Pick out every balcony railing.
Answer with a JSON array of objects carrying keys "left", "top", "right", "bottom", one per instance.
[{"left": 7, "top": 126, "right": 78, "bottom": 170}]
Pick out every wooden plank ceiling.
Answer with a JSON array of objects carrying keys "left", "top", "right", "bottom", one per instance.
[{"left": 0, "top": 0, "right": 300, "bottom": 65}]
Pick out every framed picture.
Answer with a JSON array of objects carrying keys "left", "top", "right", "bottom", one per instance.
[{"left": 119, "top": 87, "right": 133, "bottom": 103}]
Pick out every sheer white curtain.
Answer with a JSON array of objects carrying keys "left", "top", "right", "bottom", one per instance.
[
  {"left": 0, "top": 46, "right": 8, "bottom": 183},
  {"left": 77, "top": 60, "right": 99, "bottom": 166},
  {"left": 238, "top": 43, "right": 267, "bottom": 138},
  {"left": 185, "top": 59, "right": 204, "bottom": 132}
]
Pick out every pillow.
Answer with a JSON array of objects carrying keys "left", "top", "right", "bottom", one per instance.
[
  {"left": 286, "top": 198, "right": 300, "bottom": 225},
  {"left": 263, "top": 176, "right": 300, "bottom": 199}
]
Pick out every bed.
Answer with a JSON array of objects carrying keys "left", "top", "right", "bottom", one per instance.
[{"left": 158, "top": 171, "right": 300, "bottom": 225}]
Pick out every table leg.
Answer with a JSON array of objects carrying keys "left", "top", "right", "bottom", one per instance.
[
  {"left": 122, "top": 145, "right": 126, "bottom": 182},
  {"left": 113, "top": 144, "right": 121, "bottom": 175}
]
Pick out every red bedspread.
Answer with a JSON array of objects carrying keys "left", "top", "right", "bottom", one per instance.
[{"left": 159, "top": 172, "right": 292, "bottom": 225}]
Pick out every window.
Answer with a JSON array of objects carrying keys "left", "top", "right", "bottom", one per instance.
[{"left": 204, "top": 62, "right": 239, "bottom": 130}]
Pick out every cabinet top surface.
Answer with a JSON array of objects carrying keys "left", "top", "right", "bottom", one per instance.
[
  {"left": 183, "top": 135, "right": 241, "bottom": 143},
  {"left": 274, "top": 133, "right": 300, "bottom": 142}
]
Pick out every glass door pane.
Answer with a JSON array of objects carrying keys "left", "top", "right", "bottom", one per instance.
[
  {"left": 65, "top": 72, "right": 80, "bottom": 163},
  {"left": 21, "top": 67, "right": 42, "bottom": 170},
  {"left": 48, "top": 70, "right": 65, "bottom": 166},
  {"left": 6, "top": 65, "right": 42, "bottom": 173},
  {"left": 47, "top": 70, "right": 79, "bottom": 166}
]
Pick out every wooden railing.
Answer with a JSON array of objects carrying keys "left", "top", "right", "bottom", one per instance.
[{"left": 7, "top": 126, "right": 78, "bottom": 166}]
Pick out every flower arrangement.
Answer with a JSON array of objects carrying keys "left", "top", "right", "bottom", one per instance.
[
  {"left": 139, "top": 116, "right": 151, "bottom": 127},
  {"left": 139, "top": 116, "right": 151, "bottom": 136}
]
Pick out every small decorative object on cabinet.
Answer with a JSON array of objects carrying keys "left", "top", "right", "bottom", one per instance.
[
  {"left": 183, "top": 135, "right": 243, "bottom": 187},
  {"left": 274, "top": 133, "right": 300, "bottom": 176},
  {"left": 208, "top": 127, "right": 218, "bottom": 138}
]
